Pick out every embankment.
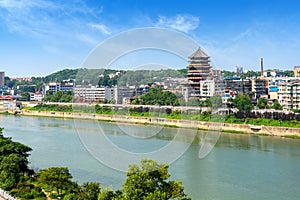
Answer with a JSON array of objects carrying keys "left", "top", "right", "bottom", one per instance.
[{"left": 8, "top": 110, "right": 300, "bottom": 137}]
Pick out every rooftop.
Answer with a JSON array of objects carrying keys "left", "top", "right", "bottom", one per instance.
[{"left": 189, "top": 47, "right": 209, "bottom": 59}]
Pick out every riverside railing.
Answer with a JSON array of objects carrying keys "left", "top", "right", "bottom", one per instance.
[{"left": 0, "top": 188, "right": 17, "bottom": 200}]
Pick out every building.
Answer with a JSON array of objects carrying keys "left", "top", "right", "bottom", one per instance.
[
  {"left": 221, "top": 88, "right": 237, "bottom": 104},
  {"left": 278, "top": 81, "right": 300, "bottom": 110},
  {"left": 252, "top": 78, "right": 268, "bottom": 100},
  {"left": 43, "top": 82, "right": 75, "bottom": 96},
  {"left": 268, "top": 86, "right": 278, "bottom": 100},
  {"left": 10, "top": 77, "right": 32, "bottom": 82},
  {"left": 234, "top": 66, "right": 243, "bottom": 74},
  {"left": 294, "top": 66, "right": 300, "bottom": 77},
  {"left": 224, "top": 77, "right": 252, "bottom": 95},
  {"left": 114, "top": 86, "right": 136, "bottom": 104},
  {"left": 0, "top": 72, "right": 5, "bottom": 86},
  {"left": 29, "top": 92, "right": 43, "bottom": 102},
  {"left": 187, "top": 48, "right": 212, "bottom": 98},
  {"left": 74, "top": 85, "right": 114, "bottom": 103},
  {"left": 199, "top": 80, "right": 215, "bottom": 97}
]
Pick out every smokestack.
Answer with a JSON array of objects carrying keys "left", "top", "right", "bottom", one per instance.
[{"left": 260, "top": 58, "right": 264, "bottom": 77}]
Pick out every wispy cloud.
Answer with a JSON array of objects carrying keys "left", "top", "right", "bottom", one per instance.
[
  {"left": 156, "top": 14, "right": 200, "bottom": 33},
  {"left": 89, "top": 23, "right": 111, "bottom": 35},
  {"left": 0, "top": 0, "right": 107, "bottom": 46}
]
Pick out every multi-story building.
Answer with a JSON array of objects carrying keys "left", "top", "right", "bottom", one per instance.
[
  {"left": 187, "top": 47, "right": 212, "bottom": 98},
  {"left": 114, "top": 86, "right": 136, "bottom": 104},
  {"left": 278, "top": 81, "right": 300, "bottom": 110},
  {"left": 199, "top": 80, "right": 215, "bottom": 97},
  {"left": 224, "top": 77, "right": 252, "bottom": 95},
  {"left": 252, "top": 78, "right": 268, "bottom": 99},
  {"left": 43, "top": 82, "right": 75, "bottom": 96},
  {"left": 234, "top": 66, "right": 243, "bottom": 74},
  {"left": 74, "top": 85, "right": 114, "bottom": 103}
]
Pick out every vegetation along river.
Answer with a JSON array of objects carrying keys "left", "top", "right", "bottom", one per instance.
[{"left": 0, "top": 115, "right": 299, "bottom": 200}]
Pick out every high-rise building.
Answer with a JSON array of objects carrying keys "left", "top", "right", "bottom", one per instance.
[
  {"left": 187, "top": 48, "right": 212, "bottom": 98},
  {"left": 0, "top": 72, "right": 5, "bottom": 86}
]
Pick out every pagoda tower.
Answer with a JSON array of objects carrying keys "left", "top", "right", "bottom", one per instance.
[{"left": 187, "top": 47, "right": 212, "bottom": 98}]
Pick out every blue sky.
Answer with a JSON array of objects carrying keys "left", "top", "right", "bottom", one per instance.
[{"left": 0, "top": 0, "right": 300, "bottom": 77}]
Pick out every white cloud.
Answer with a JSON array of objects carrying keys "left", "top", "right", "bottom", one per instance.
[
  {"left": 156, "top": 14, "right": 200, "bottom": 33},
  {"left": 76, "top": 34, "right": 98, "bottom": 45},
  {"left": 0, "top": 0, "right": 107, "bottom": 45},
  {"left": 89, "top": 23, "right": 111, "bottom": 35}
]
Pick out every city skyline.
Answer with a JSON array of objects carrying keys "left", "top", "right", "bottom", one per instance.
[{"left": 1, "top": 0, "right": 300, "bottom": 77}]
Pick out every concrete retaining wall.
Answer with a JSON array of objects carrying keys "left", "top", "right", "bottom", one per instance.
[{"left": 13, "top": 110, "right": 300, "bottom": 137}]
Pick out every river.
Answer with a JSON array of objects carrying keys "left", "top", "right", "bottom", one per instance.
[{"left": 0, "top": 115, "right": 299, "bottom": 200}]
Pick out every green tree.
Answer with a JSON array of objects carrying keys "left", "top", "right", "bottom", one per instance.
[
  {"left": 0, "top": 154, "right": 21, "bottom": 190},
  {"left": 271, "top": 99, "right": 283, "bottom": 110},
  {"left": 37, "top": 167, "right": 74, "bottom": 196},
  {"left": 210, "top": 95, "right": 223, "bottom": 109},
  {"left": 77, "top": 182, "right": 101, "bottom": 200},
  {"left": 137, "top": 88, "right": 179, "bottom": 106},
  {"left": 229, "top": 94, "right": 253, "bottom": 111},
  {"left": 0, "top": 130, "right": 32, "bottom": 172},
  {"left": 257, "top": 98, "right": 269, "bottom": 109},
  {"left": 21, "top": 92, "right": 30, "bottom": 101},
  {"left": 120, "top": 158, "right": 191, "bottom": 200}
]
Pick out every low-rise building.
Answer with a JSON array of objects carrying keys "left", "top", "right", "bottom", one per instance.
[{"left": 29, "top": 92, "right": 43, "bottom": 101}]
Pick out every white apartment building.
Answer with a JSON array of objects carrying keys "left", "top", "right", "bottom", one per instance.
[
  {"left": 199, "top": 80, "right": 215, "bottom": 98},
  {"left": 74, "top": 85, "right": 114, "bottom": 102},
  {"left": 43, "top": 82, "right": 74, "bottom": 96},
  {"left": 278, "top": 81, "right": 300, "bottom": 110}
]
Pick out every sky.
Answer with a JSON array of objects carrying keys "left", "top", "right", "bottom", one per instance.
[{"left": 1, "top": 0, "right": 300, "bottom": 77}]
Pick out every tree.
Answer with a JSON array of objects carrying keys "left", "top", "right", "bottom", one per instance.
[
  {"left": 271, "top": 100, "right": 283, "bottom": 110},
  {"left": 120, "top": 159, "right": 191, "bottom": 199},
  {"left": 21, "top": 92, "right": 30, "bottom": 101},
  {"left": 0, "top": 130, "right": 32, "bottom": 172},
  {"left": 137, "top": 88, "right": 179, "bottom": 106},
  {"left": 210, "top": 95, "right": 223, "bottom": 109},
  {"left": 77, "top": 182, "right": 101, "bottom": 200},
  {"left": 229, "top": 94, "right": 253, "bottom": 111},
  {"left": 37, "top": 167, "right": 74, "bottom": 196},
  {"left": 257, "top": 98, "right": 269, "bottom": 109},
  {"left": 0, "top": 154, "right": 21, "bottom": 190}
]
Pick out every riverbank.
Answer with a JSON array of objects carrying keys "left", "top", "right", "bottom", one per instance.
[{"left": 2, "top": 109, "right": 300, "bottom": 138}]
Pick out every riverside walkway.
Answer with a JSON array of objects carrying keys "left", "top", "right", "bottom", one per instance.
[{"left": 0, "top": 188, "right": 17, "bottom": 200}]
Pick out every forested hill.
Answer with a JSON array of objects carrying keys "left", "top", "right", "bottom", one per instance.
[
  {"left": 37, "top": 68, "right": 187, "bottom": 86},
  {"left": 5, "top": 68, "right": 188, "bottom": 88},
  {"left": 44, "top": 69, "right": 78, "bottom": 82}
]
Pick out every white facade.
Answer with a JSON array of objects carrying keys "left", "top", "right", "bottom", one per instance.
[
  {"left": 74, "top": 86, "right": 114, "bottom": 102},
  {"left": 199, "top": 80, "right": 215, "bottom": 97},
  {"left": 43, "top": 82, "right": 74, "bottom": 96},
  {"left": 30, "top": 93, "right": 43, "bottom": 101},
  {"left": 278, "top": 81, "right": 300, "bottom": 110}
]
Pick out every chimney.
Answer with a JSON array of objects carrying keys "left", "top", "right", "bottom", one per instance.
[{"left": 260, "top": 58, "right": 264, "bottom": 77}]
